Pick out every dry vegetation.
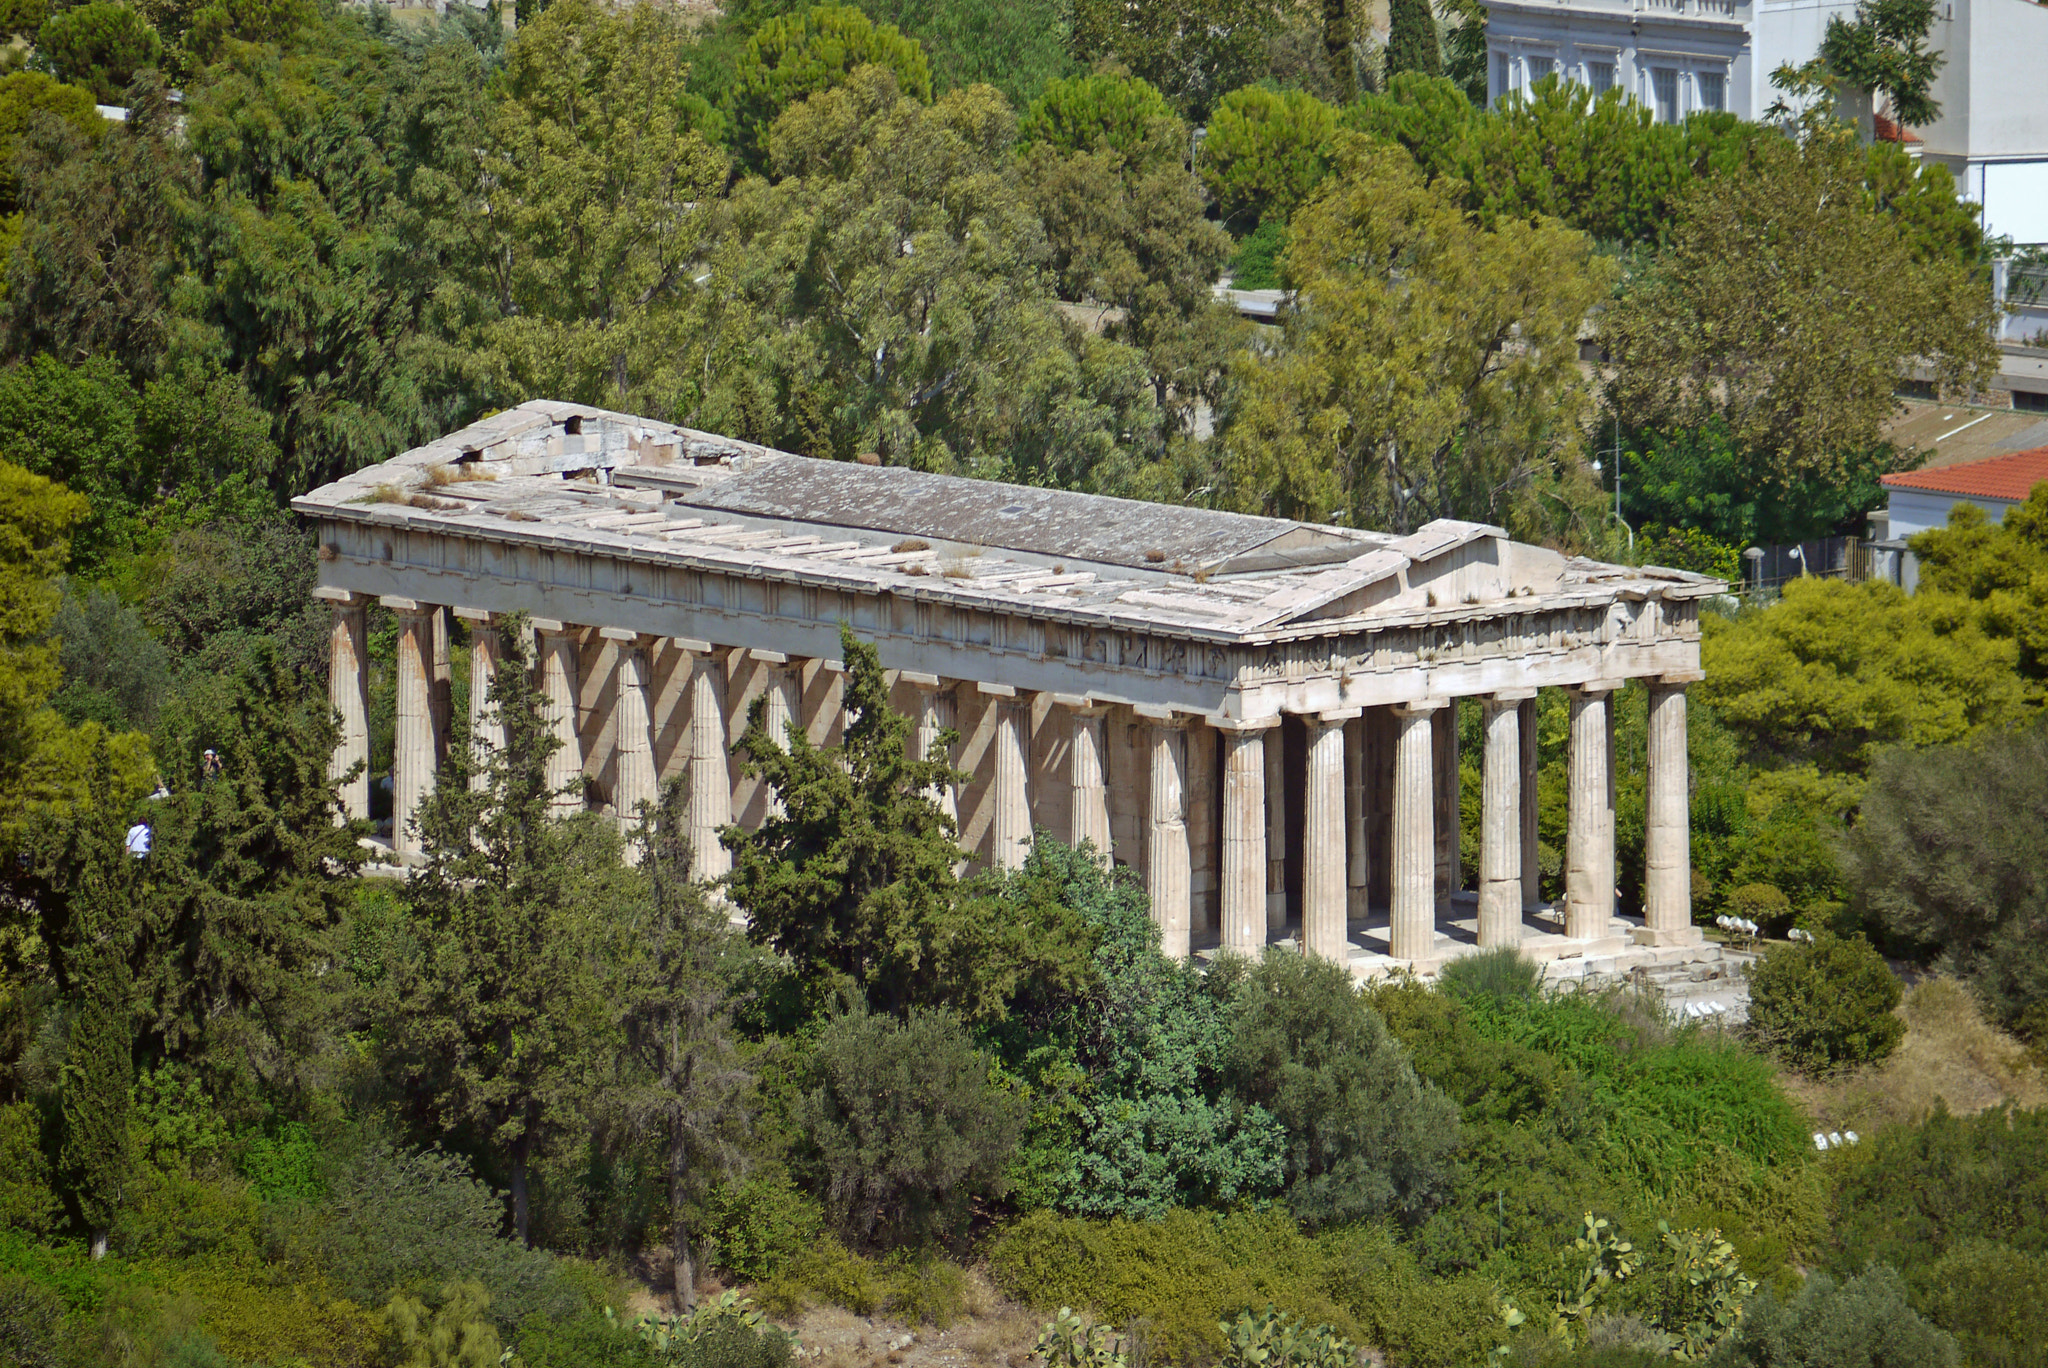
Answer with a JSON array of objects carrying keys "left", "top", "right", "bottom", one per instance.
[{"left": 1779, "top": 976, "right": 2048, "bottom": 1132}]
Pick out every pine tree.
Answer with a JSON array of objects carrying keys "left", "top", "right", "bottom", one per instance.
[
  {"left": 56, "top": 742, "right": 136, "bottom": 1258},
  {"left": 1385, "top": 0, "right": 1443, "bottom": 79}
]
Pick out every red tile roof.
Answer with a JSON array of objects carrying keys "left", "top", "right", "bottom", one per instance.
[{"left": 1883, "top": 445, "right": 2048, "bottom": 501}]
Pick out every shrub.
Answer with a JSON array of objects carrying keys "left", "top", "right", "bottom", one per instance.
[
  {"left": 1705, "top": 1264, "right": 1957, "bottom": 1368},
  {"left": 754, "top": 1237, "right": 883, "bottom": 1318},
  {"left": 1437, "top": 947, "right": 1545, "bottom": 1004},
  {"left": 1725, "top": 884, "right": 1793, "bottom": 936},
  {"left": 382, "top": 1279, "right": 502, "bottom": 1368},
  {"left": 514, "top": 1310, "right": 662, "bottom": 1368},
  {"left": 881, "top": 1252, "right": 968, "bottom": 1327},
  {"left": 241, "top": 1122, "right": 323, "bottom": 1205},
  {"left": 1745, "top": 933, "right": 1904, "bottom": 1074},
  {"left": 1316, "top": 1224, "right": 1510, "bottom": 1368},
  {"left": 702, "top": 1171, "right": 823, "bottom": 1282},
  {"left": 1916, "top": 1239, "right": 2048, "bottom": 1368},
  {"left": 0, "top": 1101, "right": 58, "bottom": 1234},
  {"left": 173, "top": 1269, "right": 381, "bottom": 1368},
  {"left": 0, "top": 1272, "right": 62, "bottom": 1368},
  {"left": 1227, "top": 219, "right": 1287, "bottom": 291},
  {"left": 1216, "top": 950, "right": 1460, "bottom": 1226},
  {"left": 669, "top": 1317, "right": 797, "bottom": 1368},
  {"left": 795, "top": 1005, "right": 1024, "bottom": 1249}
]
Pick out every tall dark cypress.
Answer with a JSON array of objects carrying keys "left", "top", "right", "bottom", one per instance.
[
  {"left": 1386, "top": 0, "right": 1444, "bottom": 79},
  {"left": 57, "top": 743, "right": 136, "bottom": 1259}
]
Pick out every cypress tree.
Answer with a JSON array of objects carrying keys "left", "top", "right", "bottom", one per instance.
[
  {"left": 57, "top": 742, "right": 136, "bottom": 1259},
  {"left": 1386, "top": 0, "right": 1443, "bottom": 79}
]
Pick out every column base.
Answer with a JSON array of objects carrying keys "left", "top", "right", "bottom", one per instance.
[{"left": 1632, "top": 924, "right": 1705, "bottom": 948}]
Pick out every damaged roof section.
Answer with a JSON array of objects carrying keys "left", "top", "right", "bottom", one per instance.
[{"left": 293, "top": 401, "right": 1726, "bottom": 640}]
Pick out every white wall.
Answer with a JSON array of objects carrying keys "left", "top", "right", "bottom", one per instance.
[{"left": 1885, "top": 487, "right": 2018, "bottom": 538}]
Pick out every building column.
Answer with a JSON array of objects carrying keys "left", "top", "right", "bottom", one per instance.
[
  {"left": 1142, "top": 710, "right": 1191, "bottom": 960},
  {"left": 431, "top": 607, "right": 453, "bottom": 769},
  {"left": 905, "top": 674, "right": 962, "bottom": 831},
  {"left": 455, "top": 607, "right": 503, "bottom": 790},
  {"left": 1641, "top": 677, "right": 1704, "bottom": 946},
  {"left": 385, "top": 597, "right": 436, "bottom": 858},
  {"left": 1366, "top": 708, "right": 1393, "bottom": 909},
  {"left": 323, "top": 592, "right": 370, "bottom": 822},
  {"left": 984, "top": 684, "right": 1031, "bottom": 871},
  {"left": 1264, "top": 725, "right": 1288, "bottom": 932},
  {"left": 1345, "top": 716, "right": 1369, "bottom": 922},
  {"left": 1304, "top": 710, "right": 1358, "bottom": 964},
  {"left": 603, "top": 628, "right": 657, "bottom": 848},
  {"left": 759, "top": 653, "right": 797, "bottom": 820},
  {"left": 1566, "top": 684, "right": 1617, "bottom": 941},
  {"left": 1518, "top": 695, "right": 1541, "bottom": 909},
  {"left": 1479, "top": 693, "right": 1534, "bottom": 948},
  {"left": 686, "top": 644, "right": 731, "bottom": 879},
  {"left": 1390, "top": 701, "right": 1441, "bottom": 962},
  {"left": 1218, "top": 719, "right": 1273, "bottom": 958},
  {"left": 1061, "top": 698, "right": 1111, "bottom": 861},
  {"left": 1433, "top": 702, "right": 1460, "bottom": 917},
  {"left": 534, "top": 619, "right": 584, "bottom": 816}
]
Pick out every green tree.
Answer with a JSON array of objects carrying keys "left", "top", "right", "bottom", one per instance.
[
  {"left": 1743, "top": 932, "right": 1904, "bottom": 1074},
  {"left": 1214, "top": 949, "right": 1460, "bottom": 1226},
  {"left": 1908, "top": 487, "right": 2048, "bottom": 680},
  {"left": 380, "top": 619, "right": 634, "bottom": 1244},
  {"left": 0, "top": 73, "right": 103, "bottom": 214},
  {"left": 1384, "top": 0, "right": 1439, "bottom": 78},
  {"left": 1708, "top": 1264, "right": 1958, "bottom": 1368},
  {"left": 1068, "top": 0, "right": 1287, "bottom": 118},
  {"left": 1602, "top": 124, "right": 1997, "bottom": 485},
  {"left": 53, "top": 742, "right": 136, "bottom": 1258},
  {"left": 728, "top": 4, "right": 932, "bottom": 165},
  {"left": 858, "top": 0, "right": 1072, "bottom": 109},
  {"left": 1842, "top": 722, "right": 2048, "bottom": 1042},
  {"left": 618, "top": 777, "right": 752, "bottom": 1308},
  {"left": 1222, "top": 133, "right": 1610, "bottom": 536},
  {"left": 0, "top": 461, "right": 85, "bottom": 802},
  {"left": 37, "top": 1, "right": 163, "bottom": 106},
  {"left": 1817, "top": 0, "right": 1943, "bottom": 128},
  {"left": 795, "top": 1003, "right": 1025, "bottom": 1248},
  {"left": 1197, "top": 85, "right": 1338, "bottom": 232}
]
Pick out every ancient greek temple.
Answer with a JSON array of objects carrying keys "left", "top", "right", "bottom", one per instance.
[{"left": 295, "top": 402, "right": 1715, "bottom": 972}]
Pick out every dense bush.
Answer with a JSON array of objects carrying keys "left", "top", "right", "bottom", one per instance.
[
  {"left": 702, "top": 1171, "right": 824, "bottom": 1282},
  {"left": 795, "top": 1006, "right": 1024, "bottom": 1249},
  {"left": 0, "top": 1272, "right": 63, "bottom": 1368},
  {"left": 1706, "top": 1264, "right": 1957, "bottom": 1368},
  {"left": 0, "top": 1101, "right": 58, "bottom": 1233},
  {"left": 1437, "top": 947, "right": 1544, "bottom": 1003},
  {"left": 1745, "top": 933, "right": 1904, "bottom": 1074}
]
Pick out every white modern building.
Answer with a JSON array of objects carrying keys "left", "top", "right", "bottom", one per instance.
[{"left": 1481, "top": 0, "right": 2048, "bottom": 242}]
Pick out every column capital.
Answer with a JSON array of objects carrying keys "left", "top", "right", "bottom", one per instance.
[
  {"left": 1572, "top": 678, "right": 1626, "bottom": 695},
  {"left": 976, "top": 680, "right": 1018, "bottom": 698},
  {"left": 313, "top": 586, "right": 367, "bottom": 605},
  {"left": 749, "top": 648, "right": 789, "bottom": 665},
  {"left": 1312, "top": 707, "right": 1363, "bottom": 724},
  {"left": 530, "top": 617, "right": 569, "bottom": 634},
  {"left": 380, "top": 594, "right": 425, "bottom": 614},
  {"left": 1050, "top": 692, "right": 1111, "bottom": 714},
  {"left": 1487, "top": 688, "right": 1539, "bottom": 704},
  {"left": 597, "top": 626, "right": 645, "bottom": 644},
  {"left": 672, "top": 636, "right": 713, "bottom": 654},
  {"left": 1133, "top": 703, "right": 1187, "bottom": 725},
  {"left": 452, "top": 605, "right": 494, "bottom": 624},
  {"left": 1208, "top": 714, "right": 1279, "bottom": 732},
  {"left": 900, "top": 671, "right": 944, "bottom": 690},
  {"left": 1392, "top": 697, "right": 1449, "bottom": 717},
  {"left": 1656, "top": 671, "right": 1706, "bottom": 687}
]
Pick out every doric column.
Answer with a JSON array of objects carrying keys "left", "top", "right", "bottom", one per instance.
[
  {"left": 1518, "top": 696, "right": 1541, "bottom": 909},
  {"left": 1642, "top": 676, "right": 1703, "bottom": 946},
  {"left": 1566, "top": 684, "right": 1617, "bottom": 941},
  {"left": 455, "top": 607, "right": 503, "bottom": 791},
  {"left": 984, "top": 683, "right": 1031, "bottom": 871},
  {"left": 1479, "top": 693, "right": 1534, "bottom": 948},
  {"left": 322, "top": 591, "right": 369, "bottom": 822},
  {"left": 1366, "top": 709, "right": 1393, "bottom": 909},
  {"left": 385, "top": 597, "right": 436, "bottom": 858},
  {"left": 1055, "top": 697, "right": 1112, "bottom": 860},
  {"left": 1345, "top": 716, "right": 1368, "bottom": 921},
  {"left": 1433, "top": 702, "right": 1460, "bottom": 917},
  {"left": 1264, "top": 725, "right": 1288, "bottom": 931},
  {"left": 602, "top": 628, "right": 657, "bottom": 846},
  {"left": 534, "top": 619, "right": 584, "bottom": 815},
  {"left": 1390, "top": 701, "right": 1442, "bottom": 962},
  {"left": 1141, "top": 709, "right": 1191, "bottom": 959},
  {"left": 685, "top": 643, "right": 731, "bottom": 879},
  {"left": 431, "top": 607, "right": 452, "bottom": 769},
  {"left": 904, "top": 674, "right": 962, "bottom": 832},
  {"left": 1304, "top": 710, "right": 1358, "bottom": 964},
  {"left": 1217, "top": 718, "right": 1274, "bottom": 958}
]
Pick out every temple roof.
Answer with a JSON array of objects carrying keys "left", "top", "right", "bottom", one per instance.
[{"left": 293, "top": 401, "right": 1724, "bottom": 642}]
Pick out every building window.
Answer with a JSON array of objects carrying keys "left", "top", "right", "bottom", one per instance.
[
  {"left": 1587, "top": 60, "right": 1616, "bottom": 94},
  {"left": 1651, "top": 67, "right": 1680, "bottom": 122},
  {"left": 1527, "top": 55, "right": 1556, "bottom": 87},
  {"left": 1697, "top": 70, "right": 1726, "bottom": 112},
  {"left": 1492, "top": 52, "right": 1511, "bottom": 104}
]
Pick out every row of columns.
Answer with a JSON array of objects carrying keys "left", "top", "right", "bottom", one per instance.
[{"left": 326, "top": 595, "right": 1697, "bottom": 962}]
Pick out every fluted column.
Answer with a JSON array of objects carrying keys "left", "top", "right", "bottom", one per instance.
[
  {"left": 386, "top": 598, "right": 435, "bottom": 858},
  {"left": 1518, "top": 696, "right": 1541, "bottom": 909},
  {"left": 431, "top": 607, "right": 452, "bottom": 769},
  {"left": 1218, "top": 719, "right": 1273, "bottom": 957},
  {"left": 325, "top": 594, "right": 369, "bottom": 822},
  {"left": 1142, "top": 711, "right": 1191, "bottom": 959},
  {"left": 535, "top": 619, "right": 584, "bottom": 815},
  {"left": 1304, "top": 710, "right": 1357, "bottom": 964},
  {"left": 1264, "top": 726, "right": 1288, "bottom": 932},
  {"left": 756, "top": 653, "right": 797, "bottom": 820},
  {"left": 1480, "top": 693, "right": 1533, "bottom": 947},
  {"left": 1390, "top": 701, "right": 1441, "bottom": 962},
  {"left": 1566, "top": 684, "right": 1616, "bottom": 941},
  {"left": 1345, "top": 716, "right": 1368, "bottom": 922},
  {"left": 1433, "top": 702, "right": 1460, "bottom": 917},
  {"left": 904, "top": 675, "right": 962, "bottom": 826},
  {"left": 1642, "top": 677, "right": 1703, "bottom": 946},
  {"left": 1062, "top": 699, "right": 1111, "bottom": 860},
  {"left": 603, "top": 628, "right": 657, "bottom": 848},
  {"left": 686, "top": 645, "right": 731, "bottom": 879},
  {"left": 985, "top": 684, "right": 1031, "bottom": 871},
  {"left": 455, "top": 607, "right": 503, "bottom": 791}
]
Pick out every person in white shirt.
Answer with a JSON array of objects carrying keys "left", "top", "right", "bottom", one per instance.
[{"left": 124, "top": 822, "right": 151, "bottom": 859}]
